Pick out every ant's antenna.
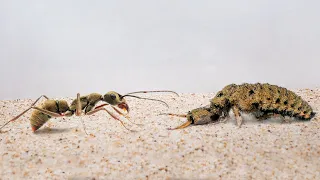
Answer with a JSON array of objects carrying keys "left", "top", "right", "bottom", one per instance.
[
  {"left": 121, "top": 94, "right": 169, "bottom": 108},
  {"left": 125, "top": 90, "right": 179, "bottom": 96}
]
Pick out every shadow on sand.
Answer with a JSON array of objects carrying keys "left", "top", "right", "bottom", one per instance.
[
  {"left": 224, "top": 113, "right": 316, "bottom": 125},
  {"left": 34, "top": 127, "right": 73, "bottom": 134}
]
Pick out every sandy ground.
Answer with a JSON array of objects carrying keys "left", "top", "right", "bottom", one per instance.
[{"left": 0, "top": 89, "right": 320, "bottom": 180}]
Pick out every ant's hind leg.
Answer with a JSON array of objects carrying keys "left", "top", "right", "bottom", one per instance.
[
  {"left": 31, "top": 95, "right": 49, "bottom": 105},
  {"left": 0, "top": 95, "right": 51, "bottom": 130},
  {"left": 232, "top": 106, "right": 243, "bottom": 127},
  {"left": 0, "top": 105, "right": 63, "bottom": 131},
  {"left": 32, "top": 107, "right": 64, "bottom": 117}
]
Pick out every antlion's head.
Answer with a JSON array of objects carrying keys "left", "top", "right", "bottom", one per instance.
[{"left": 161, "top": 106, "right": 221, "bottom": 130}]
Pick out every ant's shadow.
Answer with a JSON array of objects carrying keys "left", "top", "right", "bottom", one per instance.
[{"left": 34, "top": 127, "right": 73, "bottom": 134}]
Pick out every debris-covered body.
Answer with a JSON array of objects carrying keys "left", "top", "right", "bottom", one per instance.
[{"left": 164, "top": 83, "right": 316, "bottom": 129}]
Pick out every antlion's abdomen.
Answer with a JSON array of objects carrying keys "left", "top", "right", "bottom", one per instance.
[{"left": 231, "top": 83, "right": 314, "bottom": 120}]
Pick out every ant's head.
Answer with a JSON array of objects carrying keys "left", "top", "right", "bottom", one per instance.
[
  {"left": 103, "top": 91, "right": 129, "bottom": 112},
  {"left": 103, "top": 91, "right": 126, "bottom": 105},
  {"left": 104, "top": 90, "right": 178, "bottom": 113}
]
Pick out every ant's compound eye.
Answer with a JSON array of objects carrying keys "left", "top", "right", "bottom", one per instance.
[{"left": 110, "top": 94, "right": 117, "bottom": 100}]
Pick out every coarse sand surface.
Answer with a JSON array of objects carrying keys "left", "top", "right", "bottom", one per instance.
[{"left": 0, "top": 89, "right": 320, "bottom": 179}]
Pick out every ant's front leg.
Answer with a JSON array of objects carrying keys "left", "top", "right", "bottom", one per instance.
[
  {"left": 88, "top": 104, "right": 142, "bottom": 126},
  {"left": 86, "top": 107, "right": 135, "bottom": 131},
  {"left": 88, "top": 104, "right": 130, "bottom": 119}
]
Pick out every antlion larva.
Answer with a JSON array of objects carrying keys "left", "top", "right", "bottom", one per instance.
[{"left": 162, "top": 83, "right": 316, "bottom": 129}]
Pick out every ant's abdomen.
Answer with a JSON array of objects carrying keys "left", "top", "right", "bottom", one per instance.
[
  {"left": 30, "top": 110, "right": 50, "bottom": 132},
  {"left": 29, "top": 101, "right": 57, "bottom": 132}
]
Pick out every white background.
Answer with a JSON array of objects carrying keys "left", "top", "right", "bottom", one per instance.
[{"left": 1, "top": 0, "right": 319, "bottom": 99}]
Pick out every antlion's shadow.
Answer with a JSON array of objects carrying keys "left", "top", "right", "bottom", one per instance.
[
  {"left": 226, "top": 114, "right": 313, "bottom": 125},
  {"left": 34, "top": 127, "right": 73, "bottom": 134}
]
